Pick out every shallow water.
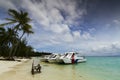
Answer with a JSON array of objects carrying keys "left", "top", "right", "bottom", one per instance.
[{"left": 0, "top": 57, "right": 120, "bottom": 80}]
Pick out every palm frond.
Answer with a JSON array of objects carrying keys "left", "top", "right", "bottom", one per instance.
[
  {"left": 8, "top": 9, "right": 20, "bottom": 21},
  {"left": 0, "top": 21, "right": 16, "bottom": 27},
  {"left": 14, "top": 24, "right": 20, "bottom": 30},
  {"left": 5, "top": 18, "right": 17, "bottom": 22}
]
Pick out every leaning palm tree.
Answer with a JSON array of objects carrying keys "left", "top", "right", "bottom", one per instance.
[
  {"left": 0, "top": 9, "right": 33, "bottom": 58},
  {"left": 4, "top": 9, "right": 33, "bottom": 36}
]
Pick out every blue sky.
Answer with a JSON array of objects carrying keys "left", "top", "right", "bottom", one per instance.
[{"left": 0, "top": 0, "right": 120, "bottom": 56}]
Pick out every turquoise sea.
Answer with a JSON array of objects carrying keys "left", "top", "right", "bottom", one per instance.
[
  {"left": 75, "top": 57, "right": 120, "bottom": 80},
  {"left": 39, "top": 56, "right": 120, "bottom": 80}
]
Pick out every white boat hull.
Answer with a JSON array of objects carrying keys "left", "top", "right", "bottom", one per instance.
[
  {"left": 77, "top": 59, "right": 87, "bottom": 63},
  {"left": 48, "top": 59, "right": 57, "bottom": 63},
  {"left": 63, "top": 58, "right": 72, "bottom": 64},
  {"left": 63, "top": 58, "right": 87, "bottom": 64},
  {"left": 56, "top": 59, "right": 64, "bottom": 63}
]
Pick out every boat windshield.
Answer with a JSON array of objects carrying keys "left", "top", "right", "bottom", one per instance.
[
  {"left": 63, "top": 53, "right": 68, "bottom": 58},
  {"left": 49, "top": 54, "right": 54, "bottom": 58},
  {"left": 52, "top": 55, "right": 57, "bottom": 58}
]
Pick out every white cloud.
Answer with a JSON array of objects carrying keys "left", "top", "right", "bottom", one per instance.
[
  {"left": 21, "top": 0, "right": 86, "bottom": 28},
  {"left": 91, "top": 41, "right": 120, "bottom": 56},
  {"left": 82, "top": 32, "right": 93, "bottom": 40},
  {"left": 0, "top": 0, "right": 17, "bottom": 10},
  {"left": 0, "top": 19, "right": 6, "bottom": 24},
  {"left": 73, "top": 31, "right": 81, "bottom": 39},
  {"left": 113, "top": 20, "right": 120, "bottom": 24},
  {"left": 105, "top": 19, "right": 120, "bottom": 31},
  {"left": 20, "top": 0, "right": 92, "bottom": 45},
  {"left": 88, "top": 28, "right": 96, "bottom": 33},
  {"left": 49, "top": 24, "right": 70, "bottom": 34}
]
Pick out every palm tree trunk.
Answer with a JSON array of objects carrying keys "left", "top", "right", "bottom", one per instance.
[
  {"left": 8, "top": 29, "right": 18, "bottom": 59},
  {"left": 8, "top": 45, "right": 14, "bottom": 59},
  {"left": 11, "top": 32, "right": 25, "bottom": 57}
]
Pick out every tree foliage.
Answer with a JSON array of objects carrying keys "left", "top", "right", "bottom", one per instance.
[{"left": 0, "top": 9, "right": 34, "bottom": 58}]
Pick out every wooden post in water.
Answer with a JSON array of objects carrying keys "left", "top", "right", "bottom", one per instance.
[
  {"left": 31, "top": 60, "right": 34, "bottom": 75},
  {"left": 31, "top": 60, "right": 41, "bottom": 75}
]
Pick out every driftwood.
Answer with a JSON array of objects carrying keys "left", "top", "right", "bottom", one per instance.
[{"left": 31, "top": 62, "right": 41, "bottom": 75}]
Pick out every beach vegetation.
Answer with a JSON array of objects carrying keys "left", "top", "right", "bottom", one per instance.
[{"left": 0, "top": 9, "right": 34, "bottom": 59}]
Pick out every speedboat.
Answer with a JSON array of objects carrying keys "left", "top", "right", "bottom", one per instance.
[
  {"left": 48, "top": 54, "right": 60, "bottom": 63},
  {"left": 62, "top": 52, "right": 87, "bottom": 64},
  {"left": 56, "top": 53, "right": 68, "bottom": 63},
  {"left": 40, "top": 55, "right": 49, "bottom": 62},
  {"left": 40, "top": 54, "right": 54, "bottom": 62}
]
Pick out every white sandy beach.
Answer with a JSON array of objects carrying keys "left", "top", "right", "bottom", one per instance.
[
  {"left": 0, "top": 58, "right": 93, "bottom": 80},
  {"left": 0, "top": 59, "right": 29, "bottom": 75}
]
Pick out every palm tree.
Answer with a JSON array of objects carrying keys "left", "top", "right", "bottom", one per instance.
[
  {"left": 0, "top": 27, "right": 6, "bottom": 44},
  {"left": 0, "top": 9, "right": 33, "bottom": 58},
  {"left": 16, "top": 39, "right": 33, "bottom": 57},
  {"left": 1, "top": 9, "right": 33, "bottom": 37},
  {"left": 6, "top": 28, "right": 18, "bottom": 58},
  {"left": 0, "top": 27, "right": 6, "bottom": 56},
  {"left": 0, "top": 27, "right": 18, "bottom": 57}
]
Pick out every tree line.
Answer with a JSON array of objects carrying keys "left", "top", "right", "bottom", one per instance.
[{"left": 0, "top": 9, "right": 50, "bottom": 59}]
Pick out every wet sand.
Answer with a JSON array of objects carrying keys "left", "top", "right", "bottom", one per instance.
[{"left": 0, "top": 59, "right": 85, "bottom": 80}]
